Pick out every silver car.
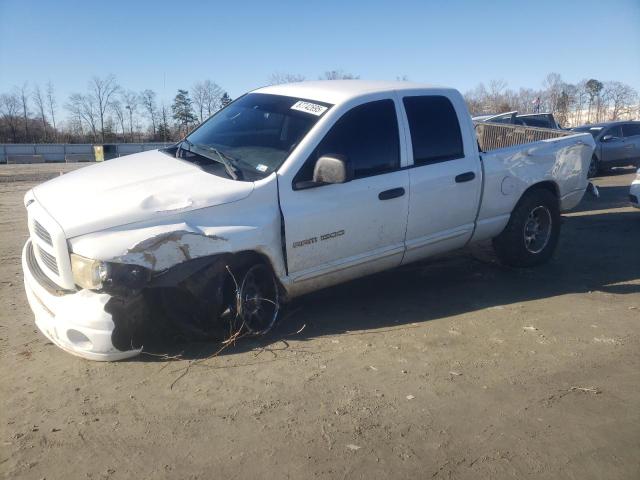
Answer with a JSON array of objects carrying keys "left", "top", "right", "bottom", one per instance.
[{"left": 572, "top": 121, "right": 640, "bottom": 177}]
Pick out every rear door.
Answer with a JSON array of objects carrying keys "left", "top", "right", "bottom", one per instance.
[
  {"left": 399, "top": 94, "right": 482, "bottom": 264},
  {"left": 621, "top": 123, "right": 640, "bottom": 162},
  {"left": 280, "top": 98, "right": 410, "bottom": 283}
]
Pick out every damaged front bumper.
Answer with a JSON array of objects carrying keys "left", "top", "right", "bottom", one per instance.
[{"left": 22, "top": 240, "right": 141, "bottom": 361}]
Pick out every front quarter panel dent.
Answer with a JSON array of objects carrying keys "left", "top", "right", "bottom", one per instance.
[{"left": 116, "top": 230, "right": 230, "bottom": 270}]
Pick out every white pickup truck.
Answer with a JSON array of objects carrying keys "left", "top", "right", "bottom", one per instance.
[{"left": 22, "top": 81, "right": 596, "bottom": 361}]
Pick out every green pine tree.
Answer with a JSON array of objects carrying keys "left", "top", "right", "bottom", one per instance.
[
  {"left": 220, "top": 92, "right": 232, "bottom": 108},
  {"left": 171, "top": 89, "right": 197, "bottom": 136}
]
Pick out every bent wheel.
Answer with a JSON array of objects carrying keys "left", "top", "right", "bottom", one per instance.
[{"left": 236, "top": 264, "right": 279, "bottom": 335}]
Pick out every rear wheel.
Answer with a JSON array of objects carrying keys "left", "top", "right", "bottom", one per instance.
[{"left": 492, "top": 188, "right": 561, "bottom": 267}]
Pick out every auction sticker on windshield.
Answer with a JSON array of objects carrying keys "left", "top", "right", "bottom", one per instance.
[{"left": 291, "top": 101, "right": 328, "bottom": 116}]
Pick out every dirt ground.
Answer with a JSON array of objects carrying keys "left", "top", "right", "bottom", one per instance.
[{"left": 1, "top": 163, "right": 639, "bottom": 479}]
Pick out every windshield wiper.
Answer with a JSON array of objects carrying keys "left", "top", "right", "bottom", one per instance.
[{"left": 191, "top": 143, "right": 242, "bottom": 180}]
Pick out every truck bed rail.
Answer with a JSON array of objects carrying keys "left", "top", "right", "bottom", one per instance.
[{"left": 475, "top": 122, "right": 575, "bottom": 152}]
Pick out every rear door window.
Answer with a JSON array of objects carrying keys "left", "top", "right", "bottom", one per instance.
[
  {"left": 622, "top": 124, "right": 640, "bottom": 138},
  {"left": 402, "top": 96, "right": 464, "bottom": 165}
]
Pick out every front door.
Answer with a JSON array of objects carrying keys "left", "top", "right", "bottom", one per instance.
[
  {"left": 279, "top": 99, "right": 409, "bottom": 285},
  {"left": 600, "top": 125, "right": 626, "bottom": 163}
]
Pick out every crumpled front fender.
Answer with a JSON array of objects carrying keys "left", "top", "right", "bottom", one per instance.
[{"left": 67, "top": 178, "right": 286, "bottom": 278}]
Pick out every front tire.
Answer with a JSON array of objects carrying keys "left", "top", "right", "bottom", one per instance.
[
  {"left": 492, "top": 188, "right": 561, "bottom": 267},
  {"left": 236, "top": 263, "right": 280, "bottom": 335}
]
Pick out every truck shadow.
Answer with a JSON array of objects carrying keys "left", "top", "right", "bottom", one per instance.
[{"left": 136, "top": 192, "right": 640, "bottom": 362}]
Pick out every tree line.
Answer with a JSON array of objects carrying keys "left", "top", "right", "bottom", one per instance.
[
  {"left": 0, "top": 70, "right": 357, "bottom": 144},
  {"left": 463, "top": 73, "right": 639, "bottom": 127},
  {"left": 0, "top": 76, "right": 233, "bottom": 144},
  {"left": 1, "top": 70, "right": 637, "bottom": 144}
]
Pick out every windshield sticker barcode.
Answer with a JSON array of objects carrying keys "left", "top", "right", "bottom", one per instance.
[
  {"left": 256, "top": 164, "right": 268, "bottom": 172},
  {"left": 291, "top": 101, "right": 328, "bottom": 116}
]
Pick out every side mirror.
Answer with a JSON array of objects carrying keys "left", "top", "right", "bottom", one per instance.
[
  {"left": 601, "top": 134, "right": 614, "bottom": 142},
  {"left": 312, "top": 154, "right": 351, "bottom": 184}
]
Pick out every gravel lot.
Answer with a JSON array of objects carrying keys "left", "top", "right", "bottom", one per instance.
[{"left": 1, "top": 163, "right": 639, "bottom": 479}]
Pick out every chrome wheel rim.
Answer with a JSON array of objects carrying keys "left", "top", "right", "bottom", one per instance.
[{"left": 523, "top": 206, "right": 552, "bottom": 254}]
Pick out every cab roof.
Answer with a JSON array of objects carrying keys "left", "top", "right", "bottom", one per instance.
[{"left": 253, "top": 80, "right": 453, "bottom": 105}]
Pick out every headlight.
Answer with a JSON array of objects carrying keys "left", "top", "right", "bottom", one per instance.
[
  {"left": 70, "top": 254, "right": 150, "bottom": 292},
  {"left": 70, "top": 254, "right": 109, "bottom": 290}
]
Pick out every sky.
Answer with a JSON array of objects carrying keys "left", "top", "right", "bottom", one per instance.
[{"left": 1, "top": 0, "right": 639, "bottom": 118}]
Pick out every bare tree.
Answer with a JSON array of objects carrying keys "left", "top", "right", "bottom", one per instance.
[
  {"left": 66, "top": 93, "right": 98, "bottom": 140},
  {"left": 269, "top": 72, "right": 306, "bottom": 85},
  {"left": 32, "top": 84, "right": 48, "bottom": 141},
  {"left": 0, "top": 92, "right": 21, "bottom": 141},
  {"left": 203, "top": 80, "right": 223, "bottom": 117},
  {"left": 602, "top": 81, "right": 638, "bottom": 120},
  {"left": 139, "top": 89, "right": 158, "bottom": 137},
  {"left": 572, "top": 80, "right": 589, "bottom": 125},
  {"left": 89, "top": 75, "right": 120, "bottom": 142},
  {"left": 515, "top": 87, "right": 539, "bottom": 113},
  {"left": 111, "top": 100, "right": 127, "bottom": 140},
  {"left": 192, "top": 80, "right": 224, "bottom": 122},
  {"left": 158, "top": 103, "right": 171, "bottom": 142},
  {"left": 464, "top": 83, "right": 489, "bottom": 115},
  {"left": 46, "top": 81, "right": 57, "bottom": 140},
  {"left": 191, "top": 82, "right": 207, "bottom": 123},
  {"left": 487, "top": 79, "right": 508, "bottom": 112},
  {"left": 320, "top": 70, "right": 359, "bottom": 80},
  {"left": 121, "top": 90, "right": 138, "bottom": 141},
  {"left": 542, "top": 73, "right": 563, "bottom": 113},
  {"left": 18, "top": 83, "right": 30, "bottom": 141}
]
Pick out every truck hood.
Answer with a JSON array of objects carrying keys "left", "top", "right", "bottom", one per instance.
[{"left": 32, "top": 150, "right": 254, "bottom": 238}]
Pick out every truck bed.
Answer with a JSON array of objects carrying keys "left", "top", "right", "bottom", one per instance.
[
  {"left": 475, "top": 123, "right": 595, "bottom": 227},
  {"left": 475, "top": 122, "right": 576, "bottom": 152}
]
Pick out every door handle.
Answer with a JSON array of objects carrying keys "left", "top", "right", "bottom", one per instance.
[
  {"left": 455, "top": 171, "right": 476, "bottom": 183},
  {"left": 378, "top": 187, "right": 405, "bottom": 200}
]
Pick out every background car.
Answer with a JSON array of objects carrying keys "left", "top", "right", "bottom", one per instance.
[
  {"left": 473, "top": 111, "right": 561, "bottom": 129},
  {"left": 571, "top": 121, "right": 640, "bottom": 177}
]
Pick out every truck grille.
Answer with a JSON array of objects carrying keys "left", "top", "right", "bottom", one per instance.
[
  {"left": 38, "top": 247, "right": 59, "bottom": 275},
  {"left": 27, "top": 201, "right": 75, "bottom": 290},
  {"left": 33, "top": 220, "right": 53, "bottom": 245}
]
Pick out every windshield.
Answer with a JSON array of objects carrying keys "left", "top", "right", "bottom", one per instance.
[
  {"left": 182, "top": 93, "right": 332, "bottom": 180},
  {"left": 572, "top": 126, "right": 603, "bottom": 138}
]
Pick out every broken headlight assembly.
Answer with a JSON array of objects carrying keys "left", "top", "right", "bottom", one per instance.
[{"left": 70, "top": 253, "right": 151, "bottom": 293}]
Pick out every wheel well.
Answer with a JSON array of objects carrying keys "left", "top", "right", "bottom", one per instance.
[
  {"left": 524, "top": 181, "right": 559, "bottom": 200},
  {"left": 218, "top": 250, "right": 286, "bottom": 302},
  {"left": 228, "top": 250, "right": 276, "bottom": 274}
]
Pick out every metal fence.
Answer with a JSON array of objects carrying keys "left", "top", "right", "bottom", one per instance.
[
  {"left": 0, "top": 143, "right": 173, "bottom": 164},
  {"left": 475, "top": 123, "right": 576, "bottom": 152}
]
